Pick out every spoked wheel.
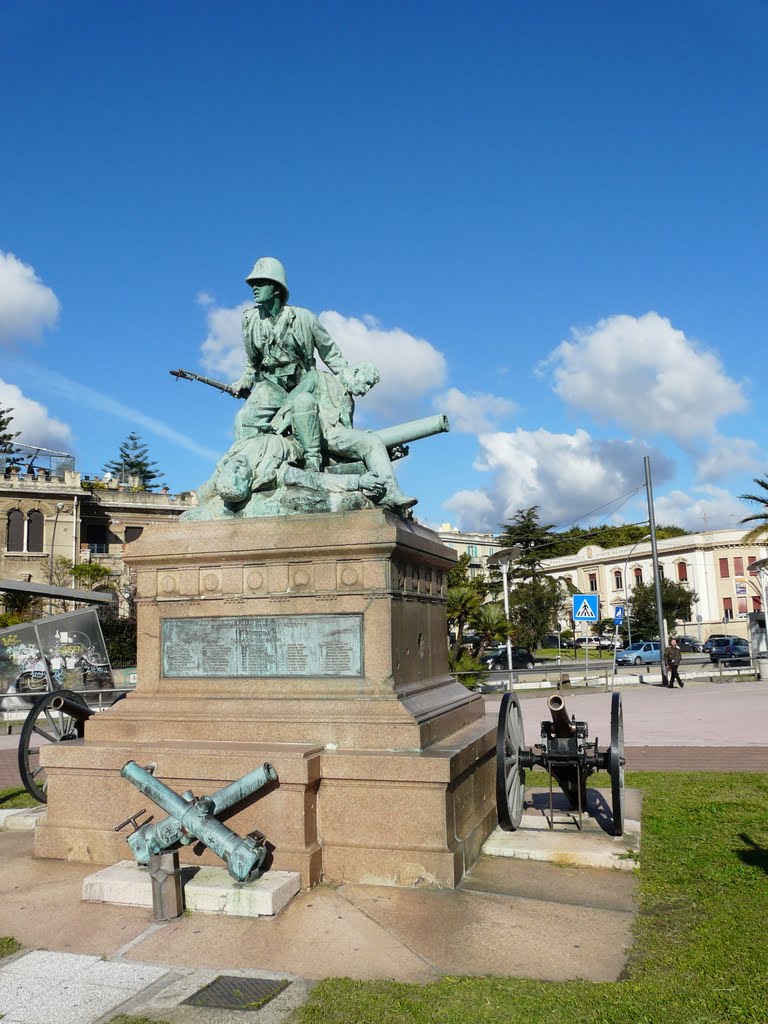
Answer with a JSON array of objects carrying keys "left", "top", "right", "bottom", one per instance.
[
  {"left": 608, "top": 691, "right": 625, "bottom": 836},
  {"left": 17, "top": 690, "right": 90, "bottom": 803},
  {"left": 496, "top": 691, "right": 526, "bottom": 831}
]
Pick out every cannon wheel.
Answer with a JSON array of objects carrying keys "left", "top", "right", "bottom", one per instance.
[
  {"left": 496, "top": 691, "right": 526, "bottom": 831},
  {"left": 608, "top": 691, "right": 625, "bottom": 836},
  {"left": 17, "top": 689, "right": 90, "bottom": 803}
]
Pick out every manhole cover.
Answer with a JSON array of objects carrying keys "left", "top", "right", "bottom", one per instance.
[{"left": 183, "top": 975, "right": 290, "bottom": 1010}]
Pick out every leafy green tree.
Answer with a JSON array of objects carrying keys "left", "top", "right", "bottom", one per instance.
[
  {"left": 628, "top": 578, "right": 698, "bottom": 639},
  {"left": 496, "top": 506, "right": 557, "bottom": 580},
  {"left": 468, "top": 601, "right": 511, "bottom": 658},
  {"left": 739, "top": 475, "right": 768, "bottom": 543},
  {"left": 507, "top": 576, "right": 564, "bottom": 651},
  {"left": 100, "top": 616, "right": 137, "bottom": 666},
  {"left": 71, "top": 561, "right": 113, "bottom": 589},
  {"left": 0, "top": 590, "right": 41, "bottom": 620},
  {"left": 547, "top": 522, "right": 689, "bottom": 558},
  {"left": 0, "top": 405, "right": 20, "bottom": 459},
  {"left": 448, "top": 648, "right": 487, "bottom": 687},
  {"left": 447, "top": 552, "right": 488, "bottom": 598},
  {"left": 104, "top": 433, "right": 164, "bottom": 489},
  {"left": 447, "top": 585, "right": 481, "bottom": 659}
]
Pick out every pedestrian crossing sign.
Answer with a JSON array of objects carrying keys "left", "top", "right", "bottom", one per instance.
[
  {"left": 614, "top": 606, "right": 625, "bottom": 625},
  {"left": 572, "top": 593, "right": 599, "bottom": 621}
]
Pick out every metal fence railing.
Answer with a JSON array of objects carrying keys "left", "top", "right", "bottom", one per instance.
[{"left": 452, "top": 654, "right": 765, "bottom": 694}]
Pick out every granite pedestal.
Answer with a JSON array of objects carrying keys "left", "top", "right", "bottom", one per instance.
[{"left": 36, "top": 509, "right": 497, "bottom": 888}]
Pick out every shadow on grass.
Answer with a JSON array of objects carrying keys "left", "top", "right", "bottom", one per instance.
[{"left": 736, "top": 832, "right": 768, "bottom": 874}]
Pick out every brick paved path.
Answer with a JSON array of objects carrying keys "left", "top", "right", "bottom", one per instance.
[
  {"left": 0, "top": 747, "right": 22, "bottom": 790},
  {"left": 2, "top": 679, "right": 767, "bottom": 793}
]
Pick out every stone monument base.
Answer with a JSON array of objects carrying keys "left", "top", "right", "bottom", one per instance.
[{"left": 35, "top": 510, "right": 497, "bottom": 888}]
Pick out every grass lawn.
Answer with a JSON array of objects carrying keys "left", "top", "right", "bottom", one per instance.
[
  {"left": 298, "top": 772, "right": 768, "bottom": 1024},
  {"left": 0, "top": 786, "right": 37, "bottom": 809}
]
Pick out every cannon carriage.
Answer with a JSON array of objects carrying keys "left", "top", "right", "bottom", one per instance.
[{"left": 496, "top": 690, "right": 625, "bottom": 836}]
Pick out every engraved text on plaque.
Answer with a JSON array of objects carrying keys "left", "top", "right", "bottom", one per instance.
[{"left": 162, "top": 614, "right": 363, "bottom": 678}]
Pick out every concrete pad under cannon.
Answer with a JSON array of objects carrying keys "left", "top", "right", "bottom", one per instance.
[
  {"left": 82, "top": 860, "right": 301, "bottom": 917},
  {"left": 482, "top": 787, "right": 642, "bottom": 871}
]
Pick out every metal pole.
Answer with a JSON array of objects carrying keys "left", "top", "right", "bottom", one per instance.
[
  {"left": 500, "top": 562, "right": 513, "bottom": 692},
  {"left": 48, "top": 503, "right": 64, "bottom": 584},
  {"left": 644, "top": 457, "right": 668, "bottom": 685}
]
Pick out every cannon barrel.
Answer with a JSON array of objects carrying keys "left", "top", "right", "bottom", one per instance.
[
  {"left": 50, "top": 693, "right": 95, "bottom": 723},
  {"left": 121, "top": 761, "right": 276, "bottom": 882},
  {"left": 547, "top": 694, "right": 576, "bottom": 738},
  {"left": 373, "top": 413, "right": 449, "bottom": 451}
]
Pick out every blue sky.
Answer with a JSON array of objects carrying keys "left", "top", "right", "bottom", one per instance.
[{"left": 1, "top": 1, "right": 766, "bottom": 536}]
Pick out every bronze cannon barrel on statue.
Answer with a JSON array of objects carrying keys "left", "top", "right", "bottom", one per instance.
[{"left": 373, "top": 414, "right": 450, "bottom": 454}]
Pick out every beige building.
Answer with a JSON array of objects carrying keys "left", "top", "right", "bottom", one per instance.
[
  {"left": 2, "top": 459, "right": 193, "bottom": 611},
  {"left": 539, "top": 529, "right": 767, "bottom": 641},
  {"left": 436, "top": 523, "right": 498, "bottom": 580}
]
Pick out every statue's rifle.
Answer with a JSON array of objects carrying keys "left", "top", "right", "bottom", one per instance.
[{"left": 169, "top": 368, "right": 244, "bottom": 399}]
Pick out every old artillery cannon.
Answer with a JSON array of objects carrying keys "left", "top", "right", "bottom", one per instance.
[
  {"left": 117, "top": 760, "right": 278, "bottom": 883},
  {"left": 496, "top": 691, "right": 625, "bottom": 836},
  {"left": 17, "top": 689, "right": 125, "bottom": 802}
]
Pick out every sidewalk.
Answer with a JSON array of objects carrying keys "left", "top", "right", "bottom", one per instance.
[
  {"left": 0, "top": 829, "right": 637, "bottom": 1022},
  {"left": 0, "top": 677, "right": 766, "bottom": 1022}
]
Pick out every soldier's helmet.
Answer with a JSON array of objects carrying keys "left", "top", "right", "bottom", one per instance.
[{"left": 245, "top": 257, "right": 289, "bottom": 301}]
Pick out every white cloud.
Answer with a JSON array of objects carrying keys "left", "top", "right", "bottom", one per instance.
[
  {"left": 197, "top": 300, "right": 447, "bottom": 422},
  {"left": 318, "top": 312, "right": 447, "bottom": 420},
  {"left": 542, "top": 312, "right": 747, "bottom": 446},
  {"left": 0, "top": 378, "right": 73, "bottom": 451},
  {"left": 654, "top": 485, "right": 749, "bottom": 532},
  {"left": 0, "top": 252, "right": 60, "bottom": 345},
  {"left": 433, "top": 387, "right": 516, "bottom": 434},
  {"left": 199, "top": 300, "right": 251, "bottom": 381},
  {"left": 444, "top": 427, "right": 674, "bottom": 531},
  {"left": 695, "top": 435, "right": 763, "bottom": 482},
  {"left": 17, "top": 366, "right": 220, "bottom": 462}
]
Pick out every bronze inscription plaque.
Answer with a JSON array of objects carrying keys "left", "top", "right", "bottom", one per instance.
[{"left": 161, "top": 614, "right": 363, "bottom": 678}]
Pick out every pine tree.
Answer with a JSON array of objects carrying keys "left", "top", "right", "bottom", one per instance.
[
  {"left": 103, "top": 433, "right": 164, "bottom": 490},
  {"left": 496, "top": 506, "right": 558, "bottom": 580},
  {"left": 0, "top": 406, "right": 20, "bottom": 453}
]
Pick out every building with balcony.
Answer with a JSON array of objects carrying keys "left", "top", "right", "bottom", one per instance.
[
  {"left": 2, "top": 457, "right": 194, "bottom": 612},
  {"left": 436, "top": 523, "right": 499, "bottom": 580}
]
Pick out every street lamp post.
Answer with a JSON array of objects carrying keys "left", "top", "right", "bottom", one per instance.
[
  {"left": 48, "top": 502, "right": 65, "bottom": 584},
  {"left": 624, "top": 533, "right": 651, "bottom": 647},
  {"left": 487, "top": 545, "right": 523, "bottom": 692}
]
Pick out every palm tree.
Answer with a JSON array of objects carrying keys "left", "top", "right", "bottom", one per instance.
[
  {"left": 739, "top": 475, "right": 768, "bottom": 542},
  {"left": 468, "top": 601, "right": 512, "bottom": 659},
  {"left": 447, "top": 586, "right": 481, "bottom": 659}
]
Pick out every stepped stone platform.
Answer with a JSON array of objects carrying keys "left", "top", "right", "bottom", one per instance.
[{"left": 36, "top": 509, "right": 497, "bottom": 889}]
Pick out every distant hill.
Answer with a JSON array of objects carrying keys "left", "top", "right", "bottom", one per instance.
[{"left": 542, "top": 523, "right": 689, "bottom": 559}]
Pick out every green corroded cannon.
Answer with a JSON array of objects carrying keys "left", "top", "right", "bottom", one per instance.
[
  {"left": 119, "top": 761, "right": 277, "bottom": 883},
  {"left": 373, "top": 413, "right": 449, "bottom": 456}
]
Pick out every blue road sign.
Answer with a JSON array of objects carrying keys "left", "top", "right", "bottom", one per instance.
[
  {"left": 572, "top": 593, "right": 599, "bottom": 622},
  {"left": 613, "top": 606, "right": 625, "bottom": 625}
]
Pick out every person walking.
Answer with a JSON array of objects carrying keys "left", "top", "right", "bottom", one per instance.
[{"left": 664, "top": 637, "right": 684, "bottom": 688}]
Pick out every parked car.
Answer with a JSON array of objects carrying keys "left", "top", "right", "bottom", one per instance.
[
  {"left": 575, "top": 636, "right": 617, "bottom": 650},
  {"left": 674, "top": 636, "right": 702, "bottom": 653},
  {"left": 483, "top": 647, "right": 536, "bottom": 671},
  {"left": 541, "top": 634, "right": 563, "bottom": 649},
  {"left": 709, "top": 638, "right": 751, "bottom": 665},
  {"left": 616, "top": 641, "right": 661, "bottom": 666},
  {"left": 702, "top": 634, "right": 740, "bottom": 653}
]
